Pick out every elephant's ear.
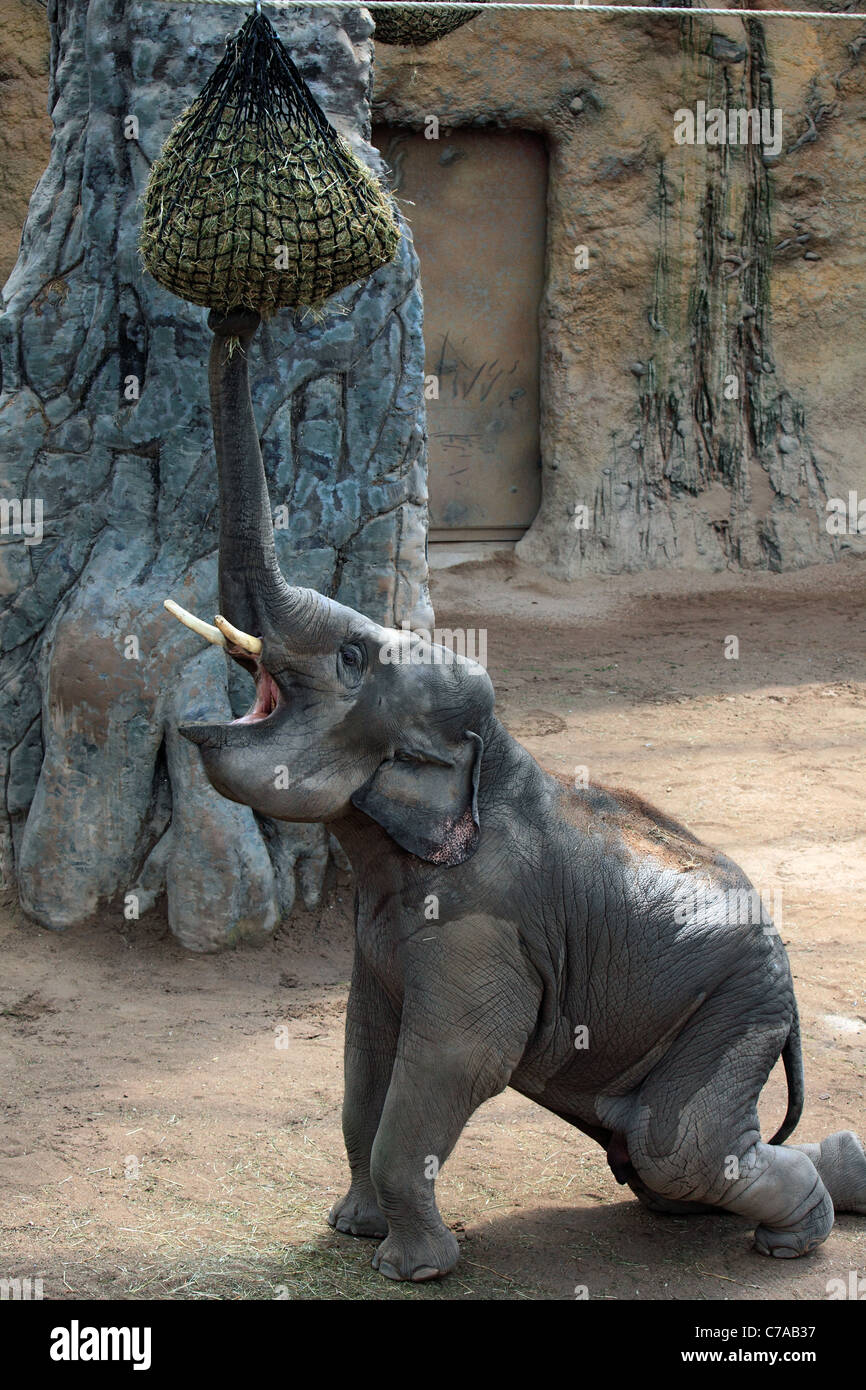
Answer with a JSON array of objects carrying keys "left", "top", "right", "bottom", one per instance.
[{"left": 351, "top": 731, "right": 483, "bottom": 866}]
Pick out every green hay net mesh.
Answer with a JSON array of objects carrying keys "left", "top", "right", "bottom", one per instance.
[
  {"left": 140, "top": 10, "right": 400, "bottom": 317},
  {"left": 373, "top": 3, "right": 487, "bottom": 46}
]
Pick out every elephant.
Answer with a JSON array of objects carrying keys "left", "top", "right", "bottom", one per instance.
[{"left": 165, "top": 307, "right": 866, "bottom": 1283}]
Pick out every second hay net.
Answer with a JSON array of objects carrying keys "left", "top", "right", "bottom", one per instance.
[
  {"left": 140, "top": 11, "right": 401, "bottom": 317},
  {"left": 372, "top": 5, "right": 484, "bottom": 46}
]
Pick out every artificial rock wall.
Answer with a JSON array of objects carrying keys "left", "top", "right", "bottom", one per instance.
[
  {"left": 374, "top": 5, "right": 866, "bottom": 574},
  {"left": 0, "top": 0, "right": 52, "bottom": 287},
  {"left": 0, "top": 0, "right": 430, "bottom": 949}
]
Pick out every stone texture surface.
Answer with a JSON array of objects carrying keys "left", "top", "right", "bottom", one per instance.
[
  {"left": 374, "top": 5, "right": 866, "bottom": 574},
  {"left": 0, "top": 0, "right": 430, "bottom": 949},
  {"left": 0, "top": 0, "right": 52, "bottom": 286}
]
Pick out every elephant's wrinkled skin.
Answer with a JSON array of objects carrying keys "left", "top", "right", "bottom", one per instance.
[{"left": 171, "top": 310, "right": 866, "bottom": 1282}]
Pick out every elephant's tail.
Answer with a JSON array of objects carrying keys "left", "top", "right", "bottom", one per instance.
[{"left": 769, "top": 1005, "right": 804, "bottom": 1145}]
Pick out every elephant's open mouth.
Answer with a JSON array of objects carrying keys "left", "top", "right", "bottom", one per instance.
[
  {"left": 231, "top": 664, "right": 281, "bottom": 725},
  {"left": 166, "top": 600, "right": 284, "bottom": 748},
  {"left": 178, "top": 666, "right": 281, "bottom": 749}
]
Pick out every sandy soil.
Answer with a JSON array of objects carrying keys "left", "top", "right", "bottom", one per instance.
[{"left": 1, "top": 556, "right": 864, "bottom": 1301}]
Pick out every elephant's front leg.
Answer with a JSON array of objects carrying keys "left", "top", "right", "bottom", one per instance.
[
  {"left": 328, "top": 949, "right": 400, "bottom": 1239},
  {"left": 368, "top": 976, "right": 537, "bottom": 1282}
]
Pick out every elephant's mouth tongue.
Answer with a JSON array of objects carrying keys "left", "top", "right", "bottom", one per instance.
[{"left": 231, "top": 665, "right": 280, "bottom": 725}]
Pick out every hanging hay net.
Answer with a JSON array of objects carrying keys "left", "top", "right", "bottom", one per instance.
[
  {"left": 373, "top": 4, "right": 486, "bottom": 46},
  {"left": 139, "top": 10, "right": 400, "bottom": 317}
]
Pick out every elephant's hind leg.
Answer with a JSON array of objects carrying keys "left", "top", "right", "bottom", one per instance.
[
  {"left": 792, "top": 1131, "right": 866, "bottom": 1215},
  {"left": 631, "top": 1108, "right": 834, "bottom": 1257},
  {"left": 619, "top": 992, "right": 834, "bottom": 1258},
  {"left": 625, "top": 1170, "right": 719, "bottom": 1217},
  {"left": 605, "top": 1130, "right": 719, "bottom": 1215},
  {"left": 722, "top": 1144, "right": 833, "bottom": 1257}
]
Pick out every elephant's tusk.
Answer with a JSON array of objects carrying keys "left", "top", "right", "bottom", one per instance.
[
  {"left": 214, "top": 614, "right": 263, "bottom": 656},
  {"left": 163, "top": 599, "right": 226, "bottom": 648}
]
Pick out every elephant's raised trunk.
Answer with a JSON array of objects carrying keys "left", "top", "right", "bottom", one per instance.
[{"left": 205, "top": 308, "right": 339, "bottom": 659}]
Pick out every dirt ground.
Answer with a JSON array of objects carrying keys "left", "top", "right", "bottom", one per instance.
[{"left": 1, "top": 556, "right": 864, "bottom": 1301}]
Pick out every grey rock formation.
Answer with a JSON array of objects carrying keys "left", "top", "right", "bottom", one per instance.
[{"left": 0, "top": 0, "right": 430, "bottom": 949}]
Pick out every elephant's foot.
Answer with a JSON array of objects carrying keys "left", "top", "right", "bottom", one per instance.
[
  {"left": 792, "top": 1131, "right": 866, "bottom": 1215},
  {"left": 371, "top": 1223, "right": 460, "bottom": 1282},
  {"left": 727, "top": 1145, "right": 835, "bottom": 1259},
  {"left": 328, "top": 1186, "right": 388, "bottom": 1239},
  {"left": 631, "top": 1126, "right": 835, "bottom": 1257},
  {"left": 753, "top": 1200, "right": 834, "bottom": 1259}
]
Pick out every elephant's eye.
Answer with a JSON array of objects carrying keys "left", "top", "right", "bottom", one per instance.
[{"left": 338, "top": 641, "right": 366, "bottom": 686}]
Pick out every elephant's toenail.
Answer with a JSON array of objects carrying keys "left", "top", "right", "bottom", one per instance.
[{"left": 411, "top": 1265, "right": 441, "bottom": 1282}]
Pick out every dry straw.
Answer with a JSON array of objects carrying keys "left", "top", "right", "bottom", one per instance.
[{"left": 140, "top": 10, "right": 400, "bottom": 316}]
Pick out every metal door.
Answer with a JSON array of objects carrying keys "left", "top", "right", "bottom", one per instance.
[{"left": 373, "top": 126, "right": 546, "bottom": 540}]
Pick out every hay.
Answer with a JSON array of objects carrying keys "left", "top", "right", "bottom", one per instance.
[
  {"left": 140, "top": 11, "right": 400, "bottom": 316},
  {"left": 373, "top": 4, "right": 486, "bottom": 46}
]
